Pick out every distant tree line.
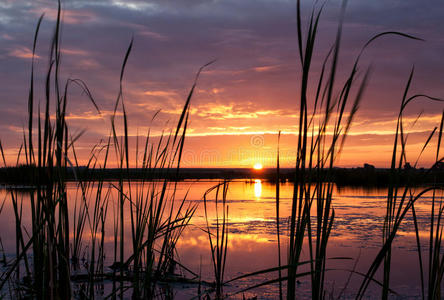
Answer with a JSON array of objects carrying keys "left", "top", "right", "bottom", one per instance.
[{"left": 0, "top": 163, "right": 442, "bottom": 187}]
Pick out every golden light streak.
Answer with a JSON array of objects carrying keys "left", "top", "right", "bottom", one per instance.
[{"left": 254, "top": 179, "right": 262, "bottom": 198}]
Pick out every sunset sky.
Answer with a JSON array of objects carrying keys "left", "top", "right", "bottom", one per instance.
[{"left": 0, "top": 0, "right": 443, "bottom": 167}]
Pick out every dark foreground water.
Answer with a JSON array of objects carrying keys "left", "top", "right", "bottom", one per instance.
[{"left": 0, "top": 180, "right": 441, "bottom": 299}]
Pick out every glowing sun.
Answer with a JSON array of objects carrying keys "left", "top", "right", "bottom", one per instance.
[{"left": 253, "top": 163, "right": 263, "bottom": 170}]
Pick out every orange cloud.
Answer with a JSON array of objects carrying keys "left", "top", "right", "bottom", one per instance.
[
  {"left": 9, "top": 47, "right": 38, "bottom": 59},
  {"left": 77, "top": 59, "right": 100, "bottom": 69},
  {"left": 191, "top": 104, "right": 284, "bottom": 120},
  {"left": 253, "top": 65, "right": 281, "bottom": 72},
  {"left": 30, "top": 8, "right": 97, "bottom": 25},
  {"left": 61, "top": 48, "right": 90, "bottom": 56},
  {"left": 143, "top": 90, "right": 178, "bottom": 98},
  {"left": 1, "top": 33, "right": 13, "bottom": 40}
]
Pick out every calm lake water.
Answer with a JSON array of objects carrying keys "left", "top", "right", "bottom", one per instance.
[{"left": 0, "top": 180, "right": 441, "bottom": 299}]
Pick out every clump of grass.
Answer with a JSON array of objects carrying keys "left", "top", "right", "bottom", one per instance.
[
  {"left": 223, "top": 1, "right": 428, "bottom": 298},
  {"left": 0, "top": 1, "right": 209, "bottom": 298},
  {"left": 356, "top": 70, "right": 444, "bottom": 299},
  {"left": 287, "top": 1, "right": 372, "bottom": 298},
  {"left": 202, "top": 181, "right": 230, "bottom": 299},
  {"left": 286, "top": 1, "right": 431, "bottom": 298},
  {"left": 106, "top": 39, "right": 210, "bottom": 298},
  {"left": 423, "top": 111, "right": 444, "bottom": 299}
]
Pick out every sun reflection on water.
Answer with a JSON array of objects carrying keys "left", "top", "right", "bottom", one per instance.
[{"left": 254, "top": 179, "right": 262, "bottom": 198}]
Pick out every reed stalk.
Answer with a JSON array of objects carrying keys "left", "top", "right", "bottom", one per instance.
[
  {"left": 203, "top": 181, "right": 230, "bottom": 299},
  {"left": 0, "top": 2, "right": 205, "bottom": 298},
  {"left": 356, "top": 70, "right": 444, "bottom": 299}
]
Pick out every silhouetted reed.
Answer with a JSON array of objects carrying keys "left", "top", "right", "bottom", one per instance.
[
  {"left": 0, "top": 1, "right": 443, "bottom": 300},
  {"left": 0, "top": 1, "right": 203, "bottom": 298}
]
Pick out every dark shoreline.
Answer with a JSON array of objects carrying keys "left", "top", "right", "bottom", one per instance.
[{"left": 1, "top": 165, "right": 443, "bottom": 187}]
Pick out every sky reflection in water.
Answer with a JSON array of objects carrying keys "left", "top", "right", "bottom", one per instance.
[{"left": 0, "top": 180, "right": 441, "bottom": 299}]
